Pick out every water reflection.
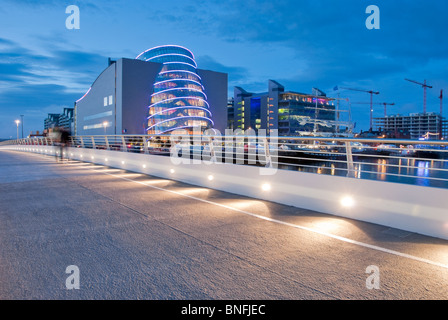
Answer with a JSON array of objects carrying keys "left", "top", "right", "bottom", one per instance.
[
  {"left": 377, "top": 159, "right": 387, "bottom": 181},
  {"left": 416, "top": 161, "right": 430, "bottom": 187},
  {"left": 278, "top": 157, "right": 448, "bottom": 189},
  {"left": 417, "top": 161, "right": 430, "bottom": 177}
]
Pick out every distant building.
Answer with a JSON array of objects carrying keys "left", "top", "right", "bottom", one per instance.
[
  {"left": 226, "top": 97, "right": 235, "bottom": 130},
  {"left": 43, "top": 108, "right": 74, "bottom": 133},
  {"left": 443, "top": 120, "right": 448, "bottom": 140},
  {"left": 28, "top": 131, "right": 44, "bottom": 138},
  {"left": 58, "top": 108, "right": 75, "bottom": 132},
  {"left": 75, "top": 45, "right": 228, "bottom": 136},
  {"left": 44, "top": 113, "right": 60, "bottom": 131},
  {"left": 373, "top": 112, "right": 447, "bottom": 140},
  {"left": 229, "top": 80, "right": 348, "bottom": 136}
]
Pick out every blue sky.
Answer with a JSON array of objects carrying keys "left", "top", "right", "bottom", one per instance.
[{"left": 0, "top": 0, "right": 447, "bottom": 138}]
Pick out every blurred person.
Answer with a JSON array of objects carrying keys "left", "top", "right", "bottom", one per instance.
[
  {"left": 49, "top": 127, "right": 62, "bottom": 162},
  {"left": 59, "top": 128, "right": 71, "bottom": 161}
]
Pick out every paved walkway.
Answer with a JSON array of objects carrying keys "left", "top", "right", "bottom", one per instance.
[{"left": 0, "top": 150, "right": 447, "bottom": 299}]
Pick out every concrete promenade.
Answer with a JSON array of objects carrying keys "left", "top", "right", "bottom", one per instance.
[{"left": 0, "top": 150, "right": 447, "bottom": 299}]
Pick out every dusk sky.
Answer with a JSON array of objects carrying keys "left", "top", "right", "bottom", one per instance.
[{"left": 1, "top": 0, "right": 447, "bottom": 138}]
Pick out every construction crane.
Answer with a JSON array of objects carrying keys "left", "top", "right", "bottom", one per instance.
[
  {"left": 352, "top": 102, "right": 395, "bottom": 117},
  {"left": 337, "top": 87, "right": 379, "bottom": 129},
  {"left": 405, "top": 79, "right": 433, "bottom": 114}
]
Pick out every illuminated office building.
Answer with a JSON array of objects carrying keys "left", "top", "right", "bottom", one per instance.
[{"left": 231, "top": 80, "right": 339, "bottom": 136}]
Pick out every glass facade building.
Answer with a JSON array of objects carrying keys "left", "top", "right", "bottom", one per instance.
[
  {"left": 44, "top": 108, "right": 74, "bottom": 132},
  {"left": 231, "top": 81, "right": 343, "bottom": 136},
  {"left": 278, "top": 92, "right": 336, "bottom": 135},
  {"left": 136, "top": 45, "right": 214, "bottom": 135}
]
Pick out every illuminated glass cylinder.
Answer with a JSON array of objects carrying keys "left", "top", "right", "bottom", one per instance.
[{"left": 136, "top": 45, "right": 214, "bottom": 135}]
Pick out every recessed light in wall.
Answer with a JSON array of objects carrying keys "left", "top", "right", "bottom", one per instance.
[
  {"left": 340, "top": 196, "right": 355, "bottom": 208},
  {"left": 261, "top": 183, "right": 271, "bottom": 192}
]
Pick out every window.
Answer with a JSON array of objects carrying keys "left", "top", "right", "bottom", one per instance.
[
  {"left": 109, "top": 95, "right": 113, "bottom": 105},
  {"left": 104, "top": 97, "right": 108, "bottom": 106}
]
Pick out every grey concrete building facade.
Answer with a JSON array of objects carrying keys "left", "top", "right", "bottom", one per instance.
[
  {"left": 373, "top": 112, "right": 447, "bottom": 140},
  {"left": 75, "top": 57, "right": 228, "bottom": 136}
]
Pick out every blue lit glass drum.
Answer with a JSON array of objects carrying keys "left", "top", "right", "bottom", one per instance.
[{"left": 136, "top": 45, "right": 214, "bottom": 135}]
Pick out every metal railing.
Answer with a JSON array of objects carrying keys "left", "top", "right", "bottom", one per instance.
[{"left": 2, "top": 134, "right": 448, "bottom": 188}]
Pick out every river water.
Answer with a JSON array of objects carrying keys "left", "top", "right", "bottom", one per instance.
[{"left": 278, "top": 156, "right": 448, "bottom": 189}]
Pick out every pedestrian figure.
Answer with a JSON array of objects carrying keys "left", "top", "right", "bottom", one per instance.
[
  {"left": 50, "top": 127, "right": 62, "bottom": 162},
  {"left": 60, "top": 128, "right": 71, "bottom": 161}
]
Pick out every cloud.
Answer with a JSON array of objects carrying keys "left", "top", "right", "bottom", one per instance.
[
  {"left": 0, "top": 36, "right": 107, "bottom": 137},
  {"left": 196, "top": 55, "right": 248, "bottom": 83},
  {"left": 154, "top": 1, "right": 448, "bottom": 87},
  {"left": 0, "top": 37, "right": 106, "bottom": 95},
  {"left": 2, "top": 0, "right": 101, "bottom": 10}
]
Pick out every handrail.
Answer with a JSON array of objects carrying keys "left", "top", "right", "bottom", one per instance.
[{"left": 2, "top": 134, "right": 448, "bottom": 189}]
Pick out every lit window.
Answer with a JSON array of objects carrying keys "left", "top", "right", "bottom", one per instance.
[
  {"left": 109, "top": 95, "right": 113, "bottom": 105},
  {"left": 104, "top": 97, "right": 107, "bottom": 106}
]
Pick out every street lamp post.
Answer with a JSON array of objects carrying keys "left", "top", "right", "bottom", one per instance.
[
  {"left": 15, "top": 120, "right": 20, "bottom": 140},
  {"left": 20, "top": 115, "right": 24, "bottom": 138}
]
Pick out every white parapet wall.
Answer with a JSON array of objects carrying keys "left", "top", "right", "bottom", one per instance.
[{"left": 4, "top": 144, "right": 448, "bottom": 240}]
